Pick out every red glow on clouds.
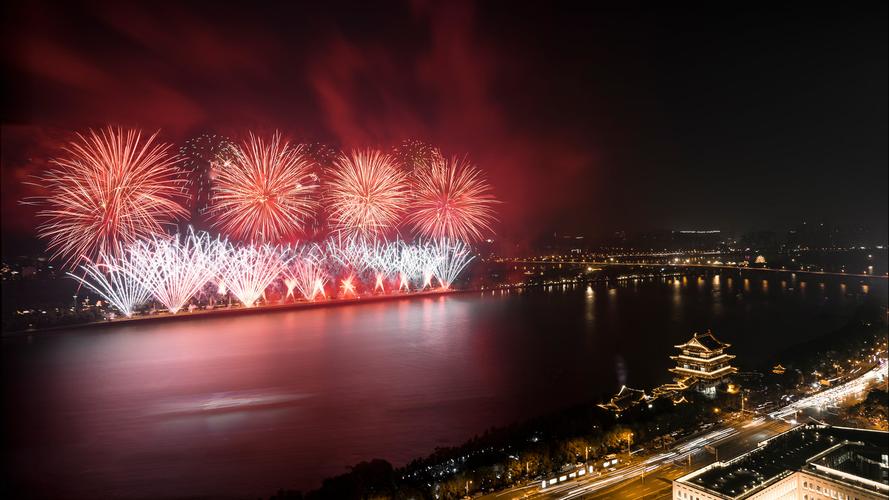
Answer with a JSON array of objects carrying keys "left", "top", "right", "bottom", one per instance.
[{"left": 2, "top": 1, "right": 594, "bottom": 248}]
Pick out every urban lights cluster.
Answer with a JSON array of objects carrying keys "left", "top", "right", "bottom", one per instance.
[{"left": 67, "top": 230, "right": 476, "bottom": 318}]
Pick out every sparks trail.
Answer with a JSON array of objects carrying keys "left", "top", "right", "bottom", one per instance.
[
  {"left": 219, "top": 243, "right": 290, "bottom": 307},
  {"left": 67, "top": 250, "right": 150, "bottom": 318},
  {"left": 125, "top": 229, "right": 223, "bottom": 314},
  {"left": 68, "top": 233, "right": 478, "bottom": 317},
  {"left": 180, "top": 134, "right": 237, "bottom": 219}
]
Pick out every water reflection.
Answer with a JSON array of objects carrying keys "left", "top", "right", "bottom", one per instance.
[{"left": 2, "top": 274, "right": 885, "bottom": 498}]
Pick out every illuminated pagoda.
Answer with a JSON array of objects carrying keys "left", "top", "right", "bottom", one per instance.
[{"left": 669, "top": 330, "right": 737, "bottom": 394}]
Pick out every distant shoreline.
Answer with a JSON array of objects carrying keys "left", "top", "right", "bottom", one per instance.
[
  {"left": 4, "top": 265, "right": 884, "bottom": 338},
  {"left": 506, "top": 260, "right": 888, "bottom": 280}
]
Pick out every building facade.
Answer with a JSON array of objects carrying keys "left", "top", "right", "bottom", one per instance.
[{"left": 673, "top": 425, "right": 888, "bottom": 500}]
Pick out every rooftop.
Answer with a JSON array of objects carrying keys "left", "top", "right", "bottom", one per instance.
[
  {"left": 597, "top": 385, "right": 648, "bottom": 412},
  {"left": 674, "top": 330, "right": 731, "bottom": 352},
  {"left": 806, "top": 442, "right": 889, "bottom": 492},
  {"left": 679, "top": 425, "right": 888, "bottom": 498}
]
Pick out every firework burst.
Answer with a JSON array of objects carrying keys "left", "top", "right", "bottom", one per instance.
[
  {"left": 326, "top": 150, "right": 409, "bottom": 238},
  {"left": 219, "top": 243, "right": 289, "bottom": 307},
  {"left": 29, "top": 127, "right": 188, "bottom": 268},
  {"left": 407, "top": 156, "right": 498, "bottom": 242},
  {"left": 209, "top": 132, "right": 319, "bottom": 242}
]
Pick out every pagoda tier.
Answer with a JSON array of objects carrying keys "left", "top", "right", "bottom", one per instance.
[
  {"left": 668, "top": 363, "right": 737, "bottom": 380},
  {"left": 669, "top": 330, "right": 737, "bottom": 386}
]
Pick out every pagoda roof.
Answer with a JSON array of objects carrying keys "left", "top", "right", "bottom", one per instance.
[
  {"left": 674, "top": 330, "right": 730, "bottom": 351},
  {"left": 597, "top": 385, "right": 648, "bottom": 412}
]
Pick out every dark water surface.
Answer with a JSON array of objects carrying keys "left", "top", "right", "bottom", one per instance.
[{"left": 3, "top": 271, "right": 885, "bottom": 498}]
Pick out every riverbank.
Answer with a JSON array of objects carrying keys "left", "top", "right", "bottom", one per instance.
[
  {"left": 1, "top": 288, "right": 463, "bottom": 338},
  {"left": 0, "top": 273, "right": 682, "bottom": 336}
]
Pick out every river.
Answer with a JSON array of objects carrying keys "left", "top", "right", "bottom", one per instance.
[{"left": 2, "top": 270, "right": 885, "bottom": 498}]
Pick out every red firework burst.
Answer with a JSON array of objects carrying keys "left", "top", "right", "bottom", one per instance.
[
  {"left": 29, "top": 127, "right": 188, "bottom": 268},
  {"left": 209, "top": 132, "right": 319, "bottom": 242},
  {"left": 407, "top": 156, "right": 498, "bottom": 242},
  {"left": 326, "top": 149, "right": 409, "bottom": 238}
]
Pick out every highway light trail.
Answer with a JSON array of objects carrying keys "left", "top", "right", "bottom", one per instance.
[
  {"left": 552, "top": 427, "right": 739, "bottom": 499},
  {"left": 769, "top": 359, "right": 887, "bottom": 420}
]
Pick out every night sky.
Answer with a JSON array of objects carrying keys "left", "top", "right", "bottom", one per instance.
[{"left": 2, "top": 1, "right": 887, "bottom": 255}]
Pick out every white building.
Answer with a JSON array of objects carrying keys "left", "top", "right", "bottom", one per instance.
[{"left": 673, "top": 425, "right": 887, "bottom": 500}]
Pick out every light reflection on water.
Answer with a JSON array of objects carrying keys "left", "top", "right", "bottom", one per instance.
[{"left": 2, "top": 272, "right": 885, "bottom": 498}]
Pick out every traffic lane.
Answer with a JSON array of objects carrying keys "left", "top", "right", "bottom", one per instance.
[
  {"left": 548, "top": 419, "right": 791, "bottom": 499},
  {"left": 581, "top": 464, "right": 682, "bottom": 499}
]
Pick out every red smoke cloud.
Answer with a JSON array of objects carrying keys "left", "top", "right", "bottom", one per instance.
[{"left": 2, "top": 1, "right": 594, "bottom": 251}]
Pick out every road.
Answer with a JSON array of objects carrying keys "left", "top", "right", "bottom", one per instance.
[
  {"left": 769, "top": 358, "right": 887, "bottom": 420},
  {"left": 481, "top": 358, "right": 886, "bottom": 500}
]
